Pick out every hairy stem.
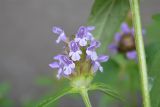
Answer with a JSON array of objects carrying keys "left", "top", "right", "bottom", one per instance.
[
  {"left": 129, "top": 0, "right": 151, "bottom": 107},
  {"left": 80, "top": 89, "right": 92, "bottom": 107}
]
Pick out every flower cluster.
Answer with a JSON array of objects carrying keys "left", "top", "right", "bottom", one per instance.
[
  {"left": 109, "top": 22, "right": 145, "bottom": 60},
  {"left": 49, "top": 26, "right": 109, "bottom": 79}
]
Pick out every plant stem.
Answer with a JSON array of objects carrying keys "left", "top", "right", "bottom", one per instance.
[
  {"left": 129, "top": 0, "right": 151, "bottom": 107},
  {"left": 80, "top": 89, "right": 92, "bottom": 107}
]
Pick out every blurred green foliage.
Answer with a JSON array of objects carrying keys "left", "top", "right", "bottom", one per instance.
[
  {"left": 145, "top": 13, "right": 160, "bottom": 107},
  {"left": 0, "top": 83, "right": 13, "bottom": 107}
]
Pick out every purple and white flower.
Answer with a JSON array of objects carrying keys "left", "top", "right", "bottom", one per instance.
[
  {"left": 92, "top": 55, "right": 109, "bottom": 72},
  {"left": 69, "top": 40, "right": 82, "bottom": 61},
  {"left": 75, "top": 26, "right": 95, "bottom": 46},
  {"left": 50, "top": 54, "right": 75, "bottom": 78},
  {"left": 86, "top": 40, "right": 100, "bottom": 61},
  {"left": 52, "top": 27, "right": 67, "bottom": 43}
]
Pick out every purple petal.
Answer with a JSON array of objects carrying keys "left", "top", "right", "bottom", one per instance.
[
  {"left": 52, "top": 26, "right": 67, "bottom": 43},
  {"left": 91, "top": 40, "right": 101, "bottom": 48},
  {"left": 60, "top": 55, "right": 73, "bottom": 65},
  {"left": 108, "top": 43, "right": 117, "bottom": 54},
  {"left": 63, "top": 64, "right": 74, "bottom": 75},
  {"left": 97, "top": 55, "right": 109, "bottom": 62},
  {"left": 76, "top": 26, "right": 86, "bottom": 38},
  {"left": 121, "top": 22, "right": 130, "bottom": 33},
  {"left": 54, "top": 54, "right": 62, "bottom": 60},
  {"left": 87, "top": 26, "right": 95, "bottom": 31},
  {"left": 92, "top": 61, "right": 103, "bottom": 72},
  {"left": 114, "top": 33, "right": 122, "bottom": 42},
  {"left": 126, "top": 50, "right": 137, "bottom": 60},
  {"left": 56, "top": 32, "right": 67, "bottom": 43},
  {"left": 54, "top": 54, "right": 74, "bottom": 65},
  {"left": 90, "top": 51, "right": 98, "bottom": 61},
  {"left": 86, "top": 32, "right": 94, "bottom": 41},
  {"left": 49, "top": 62, "right": 59, "bottom": 68},
  {"left": 92, "top": 61, "right": 99, "bottom": 72},
  {"left": 52, "top": 27, "right": 63, "bottom": 34},
  {"left": 69, "top": 40, "right": 79, "bottom": 52},
  {"left": 87, "top": 40, "right": 101, "bottom": 51}
]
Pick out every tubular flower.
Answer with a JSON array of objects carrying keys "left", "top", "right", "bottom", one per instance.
[
  {"left": 50, "top": 26, "right": 109, "bottom": 79},
  {"left": 52, "top": 27, "right": 67, "bottom": 43},
  {"left": 69, "top": 40, "right": 82, "bottom": 61},
  {"left": 109, "top": 22, "right": 145, "bottom": 60},
  {"left": 75, "top": 26, "right": 95, "bottom": 46}
]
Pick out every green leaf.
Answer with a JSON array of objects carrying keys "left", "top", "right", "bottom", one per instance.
[
  {"left": 87, "top": 0, "right": 129, "bottom": 53},
  {"left": 145, "top": 18, "right": 160, "bottom": 107},
  {"left": 89, "top": 82, "right": 124, "bottom": 101},
  {"left": 149, "top": 54, "right": 160, "bottom": 107},
  {"left": 145, "top": 42, "right": 160, "bottom": 107},
  {"left": 37, "top": 87, "right": 72, "bottom": 107}
]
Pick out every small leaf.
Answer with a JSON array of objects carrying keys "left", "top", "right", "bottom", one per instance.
[
  {"left": 89, "top": 82, "right": 124, "bottom": 101},
  {"left": 87, "top": 0, "right": 129, "bottom": 53},
  {"left": 37, "top": 87, "right": 73, "bottom": 107}
]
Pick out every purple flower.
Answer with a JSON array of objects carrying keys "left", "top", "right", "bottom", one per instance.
[
  {"left": 108, "top": 22, "right": 145, "bottom": 60},
  {"left": 52, "top": 27, "right": 67, "bottom": 43},
  {"left": 69, "top": 40, "right": 82, "bottom": 61},
  {"left": 86, "top": 40, "right": 100, "bottom": 61},
  {"left": 56, "top": 55, "right": 75, "bottom": 75},
  {"left": 50, "top": 55, "right": 75, "bottom": 78},
  {"left": 75, "top": 26, "right": 95, "bottom": 46},
  {"left": 92, "top": 55, "right": 109, "bottom": 72}
]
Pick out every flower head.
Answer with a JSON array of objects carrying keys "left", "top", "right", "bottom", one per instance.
[
  {"left": 50, "top": 26, "right": 109, "bottom": 79},
  {"left": 109, "top": 22, "right": 145, "bottom": 60}
]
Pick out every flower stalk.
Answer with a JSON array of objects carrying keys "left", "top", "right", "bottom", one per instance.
[
  {"left": 80, "top": 89, "right": 92, "bottom": 107},
  {"left": 129, "top": 0, "right": 151, "bottom": 107}
]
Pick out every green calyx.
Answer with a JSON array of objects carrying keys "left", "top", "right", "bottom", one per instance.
[{"left": 70, "top": 75, "right": 93, "bottom": 91}]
